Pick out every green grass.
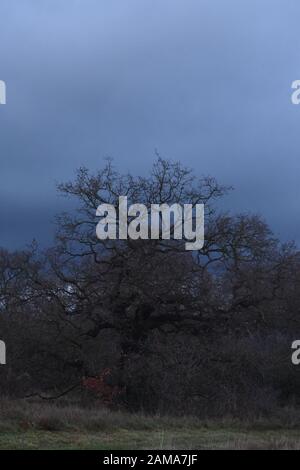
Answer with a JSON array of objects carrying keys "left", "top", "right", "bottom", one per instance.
[
  {"left": 1, "top": 399, "right": 300, "bottom": 449},
  {"left": 2, "top": 428, "right": 300, "bottom": 450}
]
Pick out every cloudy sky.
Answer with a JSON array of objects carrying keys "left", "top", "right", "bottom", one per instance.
[{"left": 0, "top": 0, "right": 300, "bottom": 249}]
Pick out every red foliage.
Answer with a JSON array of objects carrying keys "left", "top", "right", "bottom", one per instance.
[{"left": 82, "top": 368, "right": 122, "bottom": 406}]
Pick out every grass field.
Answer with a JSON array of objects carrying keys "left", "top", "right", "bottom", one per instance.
[
  {"left": 3, "top": 428, "right": 300, "bottom": 450},
  {"left": 1, "top": 400, "right": 300, "bottom": 450}
]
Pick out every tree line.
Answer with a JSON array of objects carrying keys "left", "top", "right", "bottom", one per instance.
[{"left": 0, "top": 158, "right": 299, "bottom": 417}]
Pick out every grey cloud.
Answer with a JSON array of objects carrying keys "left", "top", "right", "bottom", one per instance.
[{"left": 0, "top": 0, "right": 300, "bottom": 248}]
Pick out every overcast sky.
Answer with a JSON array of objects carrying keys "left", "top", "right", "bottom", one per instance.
[{"left": 0, "top": 0, "right": 300, "bottom": 249}]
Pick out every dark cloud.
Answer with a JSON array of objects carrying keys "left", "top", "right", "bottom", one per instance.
[{"left": 0, "top": 0, "right": 300, "bottom": 249}]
